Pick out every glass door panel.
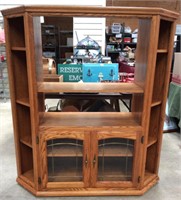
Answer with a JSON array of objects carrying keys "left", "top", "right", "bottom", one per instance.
[
  {"left": 47, "top": 138, "right": 83, "bottom": 182},
  {"left": 98, "top": 138, "right": 134, "bottom": 181}
]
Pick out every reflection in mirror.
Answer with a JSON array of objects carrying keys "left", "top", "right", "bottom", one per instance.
[{"left": 39, "top": 15, "right": 144, "bottom": 114}]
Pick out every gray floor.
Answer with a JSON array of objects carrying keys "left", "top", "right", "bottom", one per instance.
[{"left": 0, "top": 100, "right": 181, "bottom": 200}]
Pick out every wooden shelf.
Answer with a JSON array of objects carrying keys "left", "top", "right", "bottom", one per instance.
[
  {"left": 147, "top": 138, "right": 157, "bottom": 147},
  {"left": 23, "top": 170, "right": 34, "bottom": 181},
  {"left": 16, "top": 99, "right": 30, "bottom": 107},
  {"left": 40, "top": 112, "right": 142, "bottom": 130},
  {"left": 48, "top": 169, "right": 132, "bottom": 182},
  {"left": 151, "top": 101, "right": 162, "bottom": 107},
  {"left": 48, "top": 170, "right": 82, "bottom": 182},
  {"left": 47, "top": 145, "right": 133, "bottom": 157},
  {"left": 99, "top": 145, "right": 133, "bottom": 157},
  {"left": 20, "top": 136, "right": 32, "bottom": 148},
  {"left": 47, "top": 145, "right": 83, "bottom": 157},
  {"left": 98, "top": 171, "right": 132, "bottom": 181},
  {"left": 11, "top": 47, "right": 26, "bottom": 51},
  {"left": 157, "top": 49, "right": 168, "bottom": 53},
  {"left": 144, "top": 170, "right": 157, "bottom": 187},
  {"left": 20, "top": 169, "right": 34, "bottom": 187},
  {"left": 37, "top": 82, "right": 143, "bottom": 93}
]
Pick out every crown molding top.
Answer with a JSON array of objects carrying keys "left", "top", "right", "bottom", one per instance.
[{"left": 1, "top": 5, "right": 179, "bottom": 20}]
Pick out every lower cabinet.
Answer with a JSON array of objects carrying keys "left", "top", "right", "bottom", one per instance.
[{"left": 39, "top": 129, "right": 141, "bottom": 190}]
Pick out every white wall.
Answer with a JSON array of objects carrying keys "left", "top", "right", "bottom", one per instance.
[{"left": 74, "top": 18, "right": 106, "bottom": 55}]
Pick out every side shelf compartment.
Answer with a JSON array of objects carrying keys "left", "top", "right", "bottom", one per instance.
[
  {"left": 16, "top": 103, "right": 32, "bottom": 147},
  {"left": 147, "top": 105, "right": 161, "bottom": 146},
  {"left": 19, "top": 142, "right": 34, "bottom": 187},
  {"left": 8, "top": 16, "right": 25, "bottom": 48},
  {"left": 157, "top": 20, "right": 171, "bottom": 51},
  {"left": 152, "top": 54, "right": 168, "bottom": 104},
  {"left": 11, "top": 51, "right": 29, "bottom": 105},
  {"left": 5, "top": 15, "right": 35, "bottom": 187}
]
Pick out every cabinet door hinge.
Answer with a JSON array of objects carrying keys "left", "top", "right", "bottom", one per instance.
[
  {"left": 36, "top": 136, "right": 39, "bottom": 144},
  {"left": 141, "top": 136, "right": 144, "bottom": 144},
  {"left": 38, "top": 177, "right": 42, "bottom": 185},
  {"left": 138, "top": 176, "right": 141, "bottom": 183}
]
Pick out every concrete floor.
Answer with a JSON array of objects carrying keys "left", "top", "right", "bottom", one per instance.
[{"left": 0, "top": 100, "right": 181, "bottom": 200}]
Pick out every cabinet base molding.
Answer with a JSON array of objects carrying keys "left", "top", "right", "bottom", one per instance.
[
  {"left": 17, "top": 176, "right": 159, "bottom": 196},
  {"left": 17, "top": 177, "right": 37, "bottom": 196}
]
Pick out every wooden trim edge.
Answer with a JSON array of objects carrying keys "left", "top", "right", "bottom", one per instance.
[
  {"left": 16, "top": 177, "right": 37, "bottom": 196},
  {"left": 16, "top": 176, "right": 159, "bottom": 196},
  {"left": 2, "top": 5, "right": 179, "bottom": 20}
]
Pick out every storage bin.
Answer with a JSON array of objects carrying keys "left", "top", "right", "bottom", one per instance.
[{"left": 111, "top": 23, "right": 122, "bottom": 34}]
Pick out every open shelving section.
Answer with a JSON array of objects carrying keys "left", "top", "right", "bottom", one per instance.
[
  {"left": 2, "top": 5, "right": 179, "bottom": 197},
  {"left": 4, "top": 14, "right": 34, "bottom": 187},
  {"left": 145, "top": 18, "right": 175, "bottom": 180}
]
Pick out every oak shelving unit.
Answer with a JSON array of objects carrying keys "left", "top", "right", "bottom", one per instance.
[{"left": 2, "top": 5, "right": 179, "bottom": 197}]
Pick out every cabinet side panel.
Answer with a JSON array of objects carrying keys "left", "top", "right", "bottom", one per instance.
[{"left": 24, "top": 14, "right": 44, "bottom": 190}]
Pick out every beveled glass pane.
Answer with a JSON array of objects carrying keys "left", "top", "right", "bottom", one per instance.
[
  {"left": 98, "top": 138, "right": 134, "bottom": 181},
  {"left": 47, "top": 138, "right": 83, "bottom": 182}
]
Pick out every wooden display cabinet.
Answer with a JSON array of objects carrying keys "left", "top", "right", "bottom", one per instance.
[{"left": 2, "top": 5, "right": 179, "bottom": 196}]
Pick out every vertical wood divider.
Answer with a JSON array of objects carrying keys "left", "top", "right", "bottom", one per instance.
[{"left": 24, "top": 14, "right": 43, "bottom": 190}]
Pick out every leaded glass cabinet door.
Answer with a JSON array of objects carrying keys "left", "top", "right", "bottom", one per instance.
[
  {"left": 40, "top": 130, "right": 90, "bottom": 189},
  {"left": 91, "top": 131, "right": 140, "bottom": 188}
]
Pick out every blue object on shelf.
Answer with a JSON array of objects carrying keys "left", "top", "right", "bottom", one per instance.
[{"left": 82, "top": 63, "right": 119, "bottom": 82}]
